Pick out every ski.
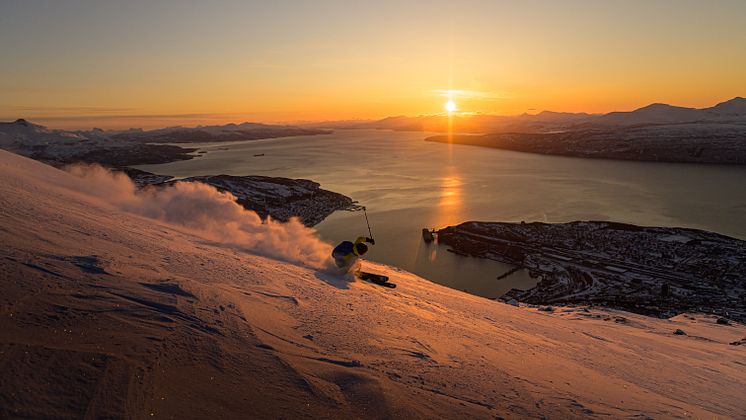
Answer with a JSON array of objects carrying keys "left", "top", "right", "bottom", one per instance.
[
  {"left": 357, "top": 271, "right": 389, "bottom": 282},
  {"left": 357, "top": 271, "right": 396, "bottom": 288},
  {"left": 367, "top": 280, "right": 396, "bottom": 289}
]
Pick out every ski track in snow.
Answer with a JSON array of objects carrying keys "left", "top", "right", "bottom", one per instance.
[{"left": 1, "top": 149, "right": 745, "bottom": 419}]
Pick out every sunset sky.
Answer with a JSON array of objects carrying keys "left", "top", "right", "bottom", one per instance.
[{"left": 2, "top": 0, "right": 746, "bottom": 129}]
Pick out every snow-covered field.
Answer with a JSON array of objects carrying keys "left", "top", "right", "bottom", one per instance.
[{"left": 1, "top": 149, "right": 744, "bottom": 418}]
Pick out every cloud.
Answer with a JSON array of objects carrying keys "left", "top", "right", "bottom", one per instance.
[
  {"left": 0, "top": 106, "right": 139, "bottom": 114},
  {"left": 7, "top": 113, "right": 224, "bottom": 122},
  {"left": 431, "top": 89, "right": 509, "bottom": 101}
]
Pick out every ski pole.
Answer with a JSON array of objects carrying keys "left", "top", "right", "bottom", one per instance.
[{"left": 363, "top": 206, "right": 373, "bottom": 240}]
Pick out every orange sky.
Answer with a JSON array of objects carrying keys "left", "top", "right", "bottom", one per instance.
[{"left": 1, "top": 1, "right": 746, "bottom": 129}]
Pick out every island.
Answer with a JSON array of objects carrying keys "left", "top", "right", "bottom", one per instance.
[{"left": 436, "top": 221, "right": 746, "bottom": 322}]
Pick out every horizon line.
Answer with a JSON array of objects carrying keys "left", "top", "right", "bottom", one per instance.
[{"left": 2, "top": 95, "right": 743, "bottom": 131}]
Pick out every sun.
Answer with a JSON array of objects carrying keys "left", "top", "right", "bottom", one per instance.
[{"left": 445, "top": 99, "right": 457, "bottom": 113}]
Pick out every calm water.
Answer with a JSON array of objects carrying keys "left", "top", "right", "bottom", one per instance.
[{"left": 137, "top": 129, "right": 746, "bottom": 298}]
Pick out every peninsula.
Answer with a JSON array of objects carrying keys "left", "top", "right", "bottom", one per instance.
[{"left": 437, "top": 221, "right": 746, "bottom": 321}]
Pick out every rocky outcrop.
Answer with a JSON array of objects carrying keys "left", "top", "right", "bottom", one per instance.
[{"left": 168, "top": 175, "right": 354, "bottom": 226}]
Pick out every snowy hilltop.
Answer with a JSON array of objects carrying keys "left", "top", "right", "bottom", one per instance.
[{"left": 1, "top": 149, "right": 745, "bottom": 418}]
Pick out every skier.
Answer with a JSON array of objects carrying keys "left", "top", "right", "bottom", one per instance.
[
  {"left": 329, "top": 207, "right": 395, "bottom": 288},
  {"left": 332, "top": 236, "right": 375, "bottom": 271}
]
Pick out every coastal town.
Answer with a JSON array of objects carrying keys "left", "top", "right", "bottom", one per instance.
[{"left": 437, "top": 221, "right": 746, "bottom": 322}]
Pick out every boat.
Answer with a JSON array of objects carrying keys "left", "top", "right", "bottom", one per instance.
[{"left": 422, "top": 228, "right": 435, "bottom": 243}]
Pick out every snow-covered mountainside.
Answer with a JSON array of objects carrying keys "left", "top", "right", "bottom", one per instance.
[{"left": 1, "top": 150, "right": 745, "bottom": 418}]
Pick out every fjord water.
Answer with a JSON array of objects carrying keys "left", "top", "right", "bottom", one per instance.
[{"left": 137, "top": 130, "right": 746, "bottom": 298}]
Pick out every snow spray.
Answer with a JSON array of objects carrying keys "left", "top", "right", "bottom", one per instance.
[{"left": 63, "top": 164, "right": 336, "bottom": 271}]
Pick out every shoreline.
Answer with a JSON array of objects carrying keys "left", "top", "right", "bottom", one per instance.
[{"left": 425, "top": 124, "right": 746, "bottom": 165}]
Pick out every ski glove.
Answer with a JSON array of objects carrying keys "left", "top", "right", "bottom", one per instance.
[{"left": 366, "top": 237, "right": 375, "bottom": 245}]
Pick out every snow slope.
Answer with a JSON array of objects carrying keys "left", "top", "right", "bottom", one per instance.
[{"left": 1, "top": 150, "right": 744, "bottom": 418}]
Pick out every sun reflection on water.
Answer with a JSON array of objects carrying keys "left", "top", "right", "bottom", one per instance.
[{"left": 435, "top": 165, "right": 463, "bottom": 228}]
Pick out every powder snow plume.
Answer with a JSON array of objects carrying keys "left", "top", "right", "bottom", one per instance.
[{"left": 63, "top": 164, "right": 336, "bottom": 271}]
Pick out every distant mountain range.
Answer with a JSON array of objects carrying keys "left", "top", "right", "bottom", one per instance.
[
  {"left": 595, "top": 97, "right": 746, "bottom": 127},
  {"left": 2, "top": 98, "right": 745, "bottom": 167},
  {"left": 0, "top": 119, "right": 330, "bottom": 167},
  {"left": 421, "top": 97, "right": 746, "bottom": 165},
  {"left": 318, "top": 97, "right": 746, "bottom": 133},
  {"left": 111, "top": 122, "right": 330, "bottom": 143}
]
